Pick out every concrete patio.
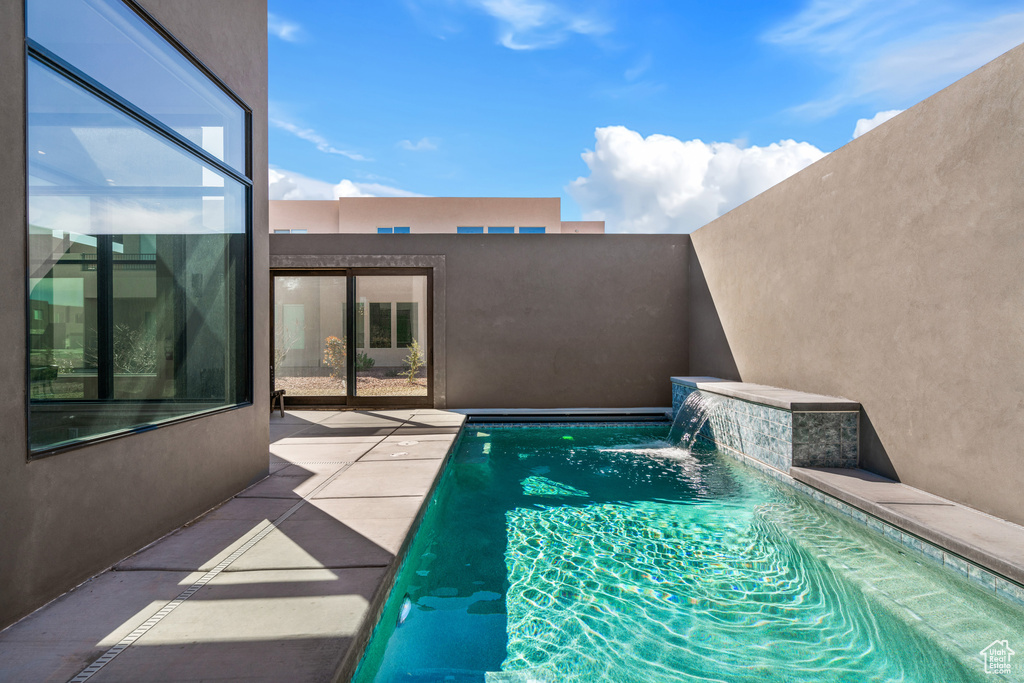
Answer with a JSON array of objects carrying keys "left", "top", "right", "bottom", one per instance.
[{"left": 0, "top": 410, "right": 463, "bottom": 683}]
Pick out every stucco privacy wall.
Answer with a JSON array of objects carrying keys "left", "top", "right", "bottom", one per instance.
[
  {"left": 271, "top": 234, "right": 689, "bottom": 408},
  {"left": 0, "top": 0, "right": 270, "bottom": 628},
  {"left": 689, "top": 43, "right": 1024, "bottom": 525}
]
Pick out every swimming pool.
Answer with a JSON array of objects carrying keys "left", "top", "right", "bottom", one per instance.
[{"left": 353, "top": 425, "right": 1024, "bottom": 682}]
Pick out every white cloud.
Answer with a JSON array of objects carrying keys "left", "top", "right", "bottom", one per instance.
[
  {"left": 398, "top": 137, "right": 440, "bottom": 151},
  {"left": 453, "top": 0, "right": 610, "bottom": 49},
  {"left": 853, "top": 109, "right": 904, "bottom": 138},
  {"left": 764, "top": 0, "right": 924, "bottom": 56},
  {"left": 268, "top": 13, "right": 302, "bottom": 42},
  {"left": 568, "top": 126, "right": 826, "bottom": 234},
  {"left": 624, "top": 54, "right": 653, "bottom": 82},
  {"left": 269, "top": 168, "right": 424, "bottom": 201},
  {"left": 268, "top": 168, "right": 334, "bottom": 200},
  {"left": 271, "top": 119, "right": 370, "bottom": 161},
  {"left": 854, "top": 14, "right": 1024, "bottom": 102},
  {"left": 767, "top": 1, "right": 1024, "bottom": 117}
]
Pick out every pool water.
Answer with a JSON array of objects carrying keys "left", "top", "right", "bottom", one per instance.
[{"left": 354, "top": 425, "right": 1024, "bottom": 682}]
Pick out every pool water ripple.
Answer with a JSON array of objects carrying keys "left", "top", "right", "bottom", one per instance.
[{"left": 354, "top": 426, "right": 1022, "bottom": 683}]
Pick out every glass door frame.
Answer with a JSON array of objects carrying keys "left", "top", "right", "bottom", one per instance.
[{"left": 271, "top": 267, "right": 434, "bottom": 409}]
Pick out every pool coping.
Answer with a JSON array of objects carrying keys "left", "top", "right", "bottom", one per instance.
[
  {"left": 705, "top": 435, "right": 1024, "bottom": 607},
  {"left": 332, "top": 428, "right": 465, "bottom": 683},
  {"left": 790, "top": 466, "right": 1024, "bottom": 590},
  {"left": 671, "top": 376, "right": 859, "bottom": 411}
]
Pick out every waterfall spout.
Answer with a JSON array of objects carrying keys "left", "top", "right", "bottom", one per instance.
[{"left": 668, "top": 390, "right": 723, "bottom": 450}]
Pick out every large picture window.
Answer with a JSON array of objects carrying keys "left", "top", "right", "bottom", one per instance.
[{"left": 26, "top": 0, "right": 251, "bottom": 454}]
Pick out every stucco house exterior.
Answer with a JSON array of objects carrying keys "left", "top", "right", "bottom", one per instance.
[{"left": 270, "top": 196, "right": 604, "bottom": 234}]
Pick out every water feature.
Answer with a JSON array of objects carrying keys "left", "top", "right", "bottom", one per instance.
[{"left": 667, "top": 388, "right": 724, "bottom": 447}]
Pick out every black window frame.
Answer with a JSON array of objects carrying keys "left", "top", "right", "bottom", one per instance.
[{"left": 23, "top": 0, "right": 255, "bottom": 459}]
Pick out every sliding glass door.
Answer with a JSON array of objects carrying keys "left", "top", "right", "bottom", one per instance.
[
  {"left": 273, "top": 273, "right": 348, "bottom": 401},
  {"left": 355, "top": 276, "right": 429, "bottom": 398},
  {"left": 272, "top": 269, "right": 431, "bottom": 407}
]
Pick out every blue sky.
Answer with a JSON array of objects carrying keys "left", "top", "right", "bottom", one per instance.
[{"left": 267, "top": 0, "right": 1024, "bottom": 231}]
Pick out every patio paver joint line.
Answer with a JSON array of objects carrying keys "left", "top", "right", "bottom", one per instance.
[{"left": 66, "top": 460, "right": 358, "bottom": 683}]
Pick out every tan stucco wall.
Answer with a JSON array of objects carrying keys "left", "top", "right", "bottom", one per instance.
[
  {"left": 270, "top": 197, "right": 596, "bottom": 234},
  {"left": 271, "top": 234, "right": 688, "bottom": 408},
  {"left": 690, "top": 43, "right": 1024, "bottom": 525},
  {"left": 338, "top": 197, "right": 561, "bottom": 233},
  {"left": 561, "top": 221, "right": 605, "bottom": 234},
  {"left": 270, "top": 199, "right": 339, "bottom": 233},
  {"left": 0, "top": 0, "right": 269, "bottom": 628}
]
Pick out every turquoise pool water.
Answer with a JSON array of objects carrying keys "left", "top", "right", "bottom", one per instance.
[{"left": 354, "top": 425, "right": 1024, "bottom": 682}]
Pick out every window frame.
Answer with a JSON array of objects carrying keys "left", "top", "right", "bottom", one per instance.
[{"left": 23, "top": 0, "right": 255, "bottom": 459}]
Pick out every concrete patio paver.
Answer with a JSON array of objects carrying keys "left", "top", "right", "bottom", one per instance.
[
  {"left": 390, "top": 425, "right": 461, "bottom": 437},
  {"left": 117, "top": 498, "right": 296, "bottom": 572},
  {"left": 86, "top": 568, "right": 385, "bottom": 683},
  {"left": 317, "top": 412, "right": 411, "bottom": 426},
  {"left": 312, "top": 459, "right": 446, "bottom": 499},
  {"left": 269, "top": 410, "right": 339, "bottom": 425},
  {"left": 269, "top": 423, "right": 316, "bottom": 441},
  {"left": 359, "top": 439, "right": 453, "bottom": 461},
  {"left": 236, "top": 468, "right": 352, "bottom": 500},
  {"left": 271, "top": 434, "right": 388, "bottom": 446},
  {"left": 292, "top": 425, "right": 399, "bottom": 439},
  {"left": 223, "top": 516, "right": 396, "bottom": 571},
  {"left": 0, "top": 570, "right": 204, "bottom": 683},
  {"left": 0, "top": 409, "right": 462, "bottom": 683},
  {"left": 298, "top": 498, "right": 426, "bottom": 556},
  {"left": 269, "top": 441, "right": 379, "bottom": 462},
  {"left": 273, "top": 461, "right": 356, "bottom": 477},
  {"left": 376, "top": 431, "right": 462, "bottom": 442}
]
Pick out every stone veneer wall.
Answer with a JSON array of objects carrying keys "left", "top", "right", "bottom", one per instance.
[{"left": 671, "top": 380, "right": 859, "bottom": 471}]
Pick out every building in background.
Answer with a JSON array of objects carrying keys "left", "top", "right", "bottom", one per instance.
[
  {"left": 269, "top": 197, "right": 601, "bottom": 401},
  {"left": 270, "top": 197, "right": 604, "bottom": 234}
]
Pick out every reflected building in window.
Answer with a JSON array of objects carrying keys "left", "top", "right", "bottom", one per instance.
[{"left": 26, "top": 0, "right": 251, "bottom": 452}]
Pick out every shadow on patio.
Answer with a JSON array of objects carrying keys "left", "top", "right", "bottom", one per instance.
[{"left": 0, "top": 410, "right": 464, "bottom": 683}]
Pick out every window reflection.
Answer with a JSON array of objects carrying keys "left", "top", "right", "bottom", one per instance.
[
  {"left": 27, "top": 56, "right": 248, "bottom": 452},
  {"left": 355, "top": 276, "right": 428, "bottom": 397},
  {"left": 273, "top": 276, "right": 348, "bottom": 398},
  {"left": 27, "top": 0, "right": 246, "bottom": 172}
]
